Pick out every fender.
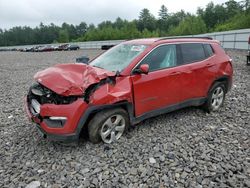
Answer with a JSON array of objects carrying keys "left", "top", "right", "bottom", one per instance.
[
  {"left": 75, "top": 101, "right": 134, "bottom": 138},
  {"left": 208, "top": 75, "right": 231, "bottom": 94}
]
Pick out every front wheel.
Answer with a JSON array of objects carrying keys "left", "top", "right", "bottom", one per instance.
[
  {"left": 88, "top": 108, "right": 129, "bottom": 144},
  {"left": 203, "top": 82, "right": 226, "bottom": 112}
]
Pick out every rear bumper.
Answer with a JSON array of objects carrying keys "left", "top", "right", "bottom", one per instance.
[{"left": 25, "top": 96, "right": 88, "bottom": 141}]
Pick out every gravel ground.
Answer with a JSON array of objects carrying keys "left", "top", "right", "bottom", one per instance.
[{"left": 0, "top": 49, "right": 249, "bottom": 188}]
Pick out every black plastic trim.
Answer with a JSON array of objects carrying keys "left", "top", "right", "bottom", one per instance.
[
  {"left": 75, "top": 102, "right": 133, "bottom": 136},
  {"left": 37, "top": 97, "right": 206, "bottom": 141},
  {"left": 130, "top": 97, "right": 206, "bottom": 124},
  {"left": 43, "top": 118, "right": 66, "bottom": 128},
  {"left": 157, "top": 36, "right": 213, "bottom": 41},
  {"left": 36, "top": 124, "right": 78, "bottom": 142},
  {"left": 211, "top": 75, "right": 231, "bottom": 93},
  {"left": 75, "top": 97, "right": 206, "bottom": 137}
]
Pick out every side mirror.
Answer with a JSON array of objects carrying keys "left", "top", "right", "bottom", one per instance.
[
  {"left": 134, "top": 64, "right": 149, "bottom": 74},
  {"left": 139, "top": 64, "right": 149, "bottom": 74}
]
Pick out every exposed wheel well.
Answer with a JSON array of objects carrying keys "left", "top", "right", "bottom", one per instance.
[
  {"left": 210, "top": 76, "right": 230, "bottom": 94},
  {"left": 78, "top": 101, "right": 132, "bottom": 139}
]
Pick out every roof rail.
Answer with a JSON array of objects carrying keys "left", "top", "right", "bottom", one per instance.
[{"left": 157, "top": 36, "right": 213, "bottom": 41}]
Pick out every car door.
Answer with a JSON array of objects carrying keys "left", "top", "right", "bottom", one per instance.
[
  {"left": 178, "top": 43, "right": 209, "bottom": 101},
  {"left": 131, "top": 44, "right": 182, "bottom": 117},
  {"left": 199, "top": 43, "right": 218, "bottom": 95}
]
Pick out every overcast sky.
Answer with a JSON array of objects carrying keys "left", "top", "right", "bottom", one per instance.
[{"left": 0, "top": 0, "right": 239, "bottom": 29}]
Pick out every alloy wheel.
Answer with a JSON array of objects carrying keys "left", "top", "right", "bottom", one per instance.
[
  {"left": 100, "top": 114, "right": 126, "bottom": 143},
  {"left": 211, "top": 86, "right": 224, "bottom": 111}
]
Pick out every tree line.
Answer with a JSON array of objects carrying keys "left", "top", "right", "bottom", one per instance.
[{"left": 0, "top": 0, "right": 249, "bottom": 46}]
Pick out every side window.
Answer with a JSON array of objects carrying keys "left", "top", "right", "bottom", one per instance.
[
  {"left": 140, "top": 45, "right": 177, "bottom": 72},
  {"left": 203, "top": 44, "right": 214, "bottom": 57},
  {"left": 180, "top": 43, "right": 206, "bottom": 64}
]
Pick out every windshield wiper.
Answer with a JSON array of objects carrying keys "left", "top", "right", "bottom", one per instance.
[
  {"left": 92, "top": 65, "right": 104, "bottom": 69},
  {"left": 115, "top": 70, "right": 120, "bottom": 76}
]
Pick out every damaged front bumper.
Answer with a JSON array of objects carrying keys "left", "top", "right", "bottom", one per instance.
[{"left": 25, "top": 96, "right": 88, "bottom": 141}]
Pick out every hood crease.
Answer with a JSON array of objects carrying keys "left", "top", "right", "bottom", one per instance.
[{"left": 34, "top": 63, "right": 115, "bottom": 96}]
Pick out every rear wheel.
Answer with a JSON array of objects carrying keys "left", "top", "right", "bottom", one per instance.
[
  {"left": 88, "top": 108, "right": 129, "bottom": 144},
  {"left": 204, "top": 82, "right": 226, "bottom": 112}
]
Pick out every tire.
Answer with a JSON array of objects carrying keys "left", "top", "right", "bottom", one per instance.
[
  {"left": 203, "top": 82, "right": 226, "bottom": 113},
  {"left": 88, "top": 108, "right": 129, "bottom": 144}
]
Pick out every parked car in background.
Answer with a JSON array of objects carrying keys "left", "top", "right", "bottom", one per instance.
[
  {"left": 66, "top": 44, "right": 80, "bottom": 50},
  {"left": 23, "top": 47, "right": 35, "bottom": 52},
  {"left": 54, "top": 44, "right": 80, "bottom": 51},
  {"left": 101, "top": 45, "right": 115, "bottom": 50},
  {"left": 55, "top": 44, "right": 68, "bottom": 51},
  {"left": 76, "top": 56, "right": 89, "bottom": 64},
  {"left": 33, "top": 46, "right": 43, "bottom": 52},
  {"left": 38, "top": 45, "right": 54, "bottom": 52},
  {"left": 25, "top": 37, "right": 233, "bottom": 144}
]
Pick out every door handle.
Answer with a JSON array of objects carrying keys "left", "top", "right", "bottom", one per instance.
[
  {"left": 169, "top": 71, "right": 181, "bottom": 76},
  {"left": 206, "top": 63, "right": 213, "bottom": 67}
]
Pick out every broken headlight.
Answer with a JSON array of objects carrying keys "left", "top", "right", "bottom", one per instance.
[{"left": 28, "top": 83, "right": 78, "bottom": 105}]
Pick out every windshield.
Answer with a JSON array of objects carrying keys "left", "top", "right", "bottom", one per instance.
[{"left": 89, "top": 44, "right": 147, "bottom": 72}]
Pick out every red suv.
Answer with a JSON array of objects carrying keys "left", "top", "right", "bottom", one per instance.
[{"left": 25, "top": 37, "right": 233, "bottom": 144}]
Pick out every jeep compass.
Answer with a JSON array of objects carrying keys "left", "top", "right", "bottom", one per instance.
[{"left": 25, "top": 37, "right": 233, "bottom": 144}]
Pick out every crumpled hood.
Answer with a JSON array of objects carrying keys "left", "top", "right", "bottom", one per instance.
[{"left": 34, "top": 63, "right": 115, "bottom": 96}]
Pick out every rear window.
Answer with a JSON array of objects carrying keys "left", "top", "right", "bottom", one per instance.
[
  {"left": 203, "top": 44, "right": 214, "bottom": 57},
  {"left": 180, "top": 43, "right": 206, "bottom": 64}
]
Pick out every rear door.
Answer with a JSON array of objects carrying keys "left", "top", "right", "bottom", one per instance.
[
  {"left": 178, "top": 43, "right": 214, "bottom": 101},
  {"left": 131, "top": 44, "right": 183, "bottom": 117}
]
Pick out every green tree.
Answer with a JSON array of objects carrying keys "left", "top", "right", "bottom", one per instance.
[
  {"left": 158, "top": 5, "right": 169, "bottom": 35},
  {"left": 58, "top": 29, "right": 69, "bottom": 43},
  {"left": 76, "top": 22, "right": 87, "bottom": 36},
  {"left": 225, "top": 0, "right": 242, "bottom": 18},
  {"left": 137, "top": 8, "right": 157, "bottom": 32},
  {"left": 170, "top": 16, "right": 207, "bottom": 35},
  {"left": 215, "top": 12, "right": 250, "bottom": 31},
  {"left": 167, "top": 10, "right": 188, "bottom": 28},
  {"left": 1, "top": 0, "right": 250, "bottom": 46},
  {"left": 197, "top": 4, "right": 228, "bottom": 31},
  {"left": 243, "top": 0, "right": 250, "bottom": 11},
  {"left": 98, "top": 21, "right": 113, "bottom": 30},
  {"left": 201, "top": 2, "right": 217, "bottom": 30},
  {"left": 113, "top": 17, "right": 126, "bottom": 29},
  {"left": 120, "top": 21, "right": 141, "bottom": 39}
]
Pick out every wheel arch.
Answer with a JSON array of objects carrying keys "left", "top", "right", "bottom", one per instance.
[
  {"left": 208, "top": 75, "right": 230, "bottom": 94},
  {"left": 76, "top": 100, "right": 134, "bottom": 139}
]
